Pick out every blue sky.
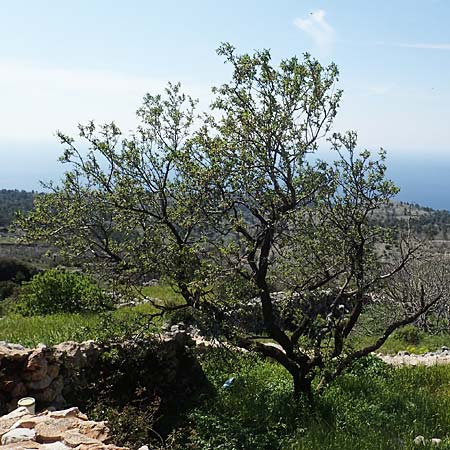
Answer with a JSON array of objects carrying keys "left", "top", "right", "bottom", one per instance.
[{"left": 1, "top": 1, "right": 450, "bottom": 203}]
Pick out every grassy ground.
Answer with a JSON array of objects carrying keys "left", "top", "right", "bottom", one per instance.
[
  {"left": 3, "top": 283, "right": 450, "bottom": 449},
  {"left": 0, "top": 284, "right": 181, "bottom": 347},
  {"left": 168, "top": 350, "right": 450, "bottom": 450}
]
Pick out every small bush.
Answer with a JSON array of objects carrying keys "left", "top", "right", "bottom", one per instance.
[
  {"left": 394, "top": 325, "right": 423, "bottom": 345},
  {"left": 347, "top": 354, "right": 393, "bottom": 379},
  {"left": 16, "top": 268, "right": 113, "bottom": 315}
]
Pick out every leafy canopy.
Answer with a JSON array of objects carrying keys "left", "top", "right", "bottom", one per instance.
[{"left": 18, "top": 43, "right": 448, "bottom": 396}]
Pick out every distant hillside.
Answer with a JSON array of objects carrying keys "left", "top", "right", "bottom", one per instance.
[
  {"left": 0, "top": 189, "right": 35, "bottom": 229},
  {"left": 372, "top": 201, "right": 450, "bottom": 240},
  {"left": 0, "top": 189, "right": 449, "bottom": 240}
]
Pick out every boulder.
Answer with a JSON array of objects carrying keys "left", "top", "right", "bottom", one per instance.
[
  {"left": 26, "top": 377, "right": 53, "bottom": 392},
  {"left": 33, "top": 378, "right": 64, "bottom": 404},
  {"left": 45, "top": 367, "right": 59, "bottom": 381},
  {"left": 0, "top": 345, "right": 30, "bottom": 363},
  {"left": 10, "top": 384, "right": 27, "bottom": 400}
]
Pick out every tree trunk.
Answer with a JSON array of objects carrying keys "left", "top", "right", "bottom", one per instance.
[{"left": 292, "top": 369, "right": 313, "bottom": 402}]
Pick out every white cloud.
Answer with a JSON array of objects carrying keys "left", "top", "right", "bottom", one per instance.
[
  {"left": 397, "top": 43, "right": 450, "bottom": 50},
  {"left": 294, "top": 10, "right": 335, "bottom": 52}
]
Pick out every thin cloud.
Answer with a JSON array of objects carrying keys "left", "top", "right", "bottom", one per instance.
[
  {"left": 0, "top": 61, "right": 209, "bottom": 141},
  {"left": 294, "top": 10, "right": 335, "bottom": 52},
  {"left": 397, "top": 43, "right": 450, "bottom": 50}
]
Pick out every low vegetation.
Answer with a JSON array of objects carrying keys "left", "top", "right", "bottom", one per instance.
[
  {"left": 15, "top": 268, "right": 114, "bottom": 315},
  {"left": 167, "top": 351, "right": 450, "bottom": 450}
]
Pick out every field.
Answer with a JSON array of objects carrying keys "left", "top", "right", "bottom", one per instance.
[{"left": 180, "top": 350, "right": 450, "bottom": 450}]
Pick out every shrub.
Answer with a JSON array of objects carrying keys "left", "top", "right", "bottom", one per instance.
[
  {"left": 16, "top": 268, "right": 113, "bottom": 315},
  {"left": 394, "top": 325, "right": 423, "bottom": 345}
]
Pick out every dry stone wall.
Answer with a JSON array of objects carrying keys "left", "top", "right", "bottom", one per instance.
[
  {"left": 0, "top": 332, "right": 205, "bottom": 415},
  {"left": 0, "top": 341, "right": 104, "bottom": 414}
]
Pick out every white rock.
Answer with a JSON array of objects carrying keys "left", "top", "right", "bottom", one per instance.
[
  {"left": 1, "top": 427, "right": 36, "bottom": 445},
  {"left": 42, "top": 442, "right": 71, "bottom": 450},
  {"left": 138, "top": 446, "right": 150, "bottom": 450},
  {"left": 413, "top": 435, "right": 426, "bottom": 445},
  {"left": 1, "top": 407, "right": 30, "bottom": 420},
  {"left": 431, "top": 438, "right": 442, "bottom": 446},
  {"left": 48, "top": 407, "right": 81, "bottom": 419}
]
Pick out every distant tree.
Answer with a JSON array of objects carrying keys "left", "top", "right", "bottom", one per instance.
[
  {"left": 0, "top": 190, "right": 35, "bottom": 227},
  {"left": 18, "top": 44, "right": 448, "bottom": 398}
]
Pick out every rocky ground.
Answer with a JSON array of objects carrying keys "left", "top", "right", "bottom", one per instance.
[{"left": 0, "top": 406, "right": 124, "bottom": 450}]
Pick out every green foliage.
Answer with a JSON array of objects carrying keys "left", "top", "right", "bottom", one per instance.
[
  {"left": 0, "top": 313, "right": 104, "bottom": 347},
  {"left": 0, "top": 281, "right": 18, "bottom": 301},
  {"left": 68, "top": 339, "right": 210, "bottom": 450},
  {"left": 165, "top": 350, "right": 450, "bottom": 450},
  {"left": 16, "top": 42, "right": 449, "bottom": 397},
  {"left": 80, "top": 343, "right": 170, "bottom": 449},
  {"left": 16, "top": 268, "right": 113, "bottom": 315},
  {"left": 91, "top": 404, "right": 162, "bottom": 449},
  {"left": 393, "top": 325, "right": 423, "bottom": 345}
]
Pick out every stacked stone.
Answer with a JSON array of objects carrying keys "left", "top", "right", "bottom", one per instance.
[
  {"left": 0, "top": 342, "right": 103, "bottom": 413},
  {"left": 0, "top": 406, "right": 125, "bottom": 450},
  {"left": 376, "top": 346, "right": 450, "bottom": 367}
]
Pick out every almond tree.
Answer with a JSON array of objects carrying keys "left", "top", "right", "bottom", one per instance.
[
  {"left": 187, "top": 44, "right": 446, "bottom": 397},
  {"left": 19, "top": 44, "right": 447, "bottom": 398}
]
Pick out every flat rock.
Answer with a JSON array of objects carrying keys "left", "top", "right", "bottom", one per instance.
[
  {"left": 77, "top": 422, "right": 109, "bottom": 442},
  {"left": 41, "top": 442, "right": 71, "bottom": 450},
  {"left": 0, "top": 440, "right": 40, "bottom": 450},
  {"left": 0, "top": 409, "right": 30, "bottom": 422},
  {"left": 76, "top": 446, "right": 126, "bottom": 450},
  {"left": 34, "top": 418, "right": 80, "bottom": 443},
  {"left": 62, "top": 430, "right": 101, "bottom": 448},
  {"left": 0, "top": 409, "right": 33, "bottom": 437},
  {"left": 0, "top": 406, "right": 31, "bottom": 422},
  {"left": 2, "top": 428, "right": 36, "bottom": 445},
  {"left": 11, "top": 416, "right": 48, "bottom": 431},
  {"left": 47, "top": 409, "right": 85, "bottom": 421}
]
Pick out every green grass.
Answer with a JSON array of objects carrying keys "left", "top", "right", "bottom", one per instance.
[
  {"left": 168, "top": 350, "right": 450, "bottom": 450},
  {"left": 0, "top": 284, "right": 181, "bottom": 347},
  {"left": 352, "top": 328, "right": 450, "bottom": 355},
  {"left": 140, "top": 284, "right": 183, "bottom": 304},
  {"left": 0, "top": 303, "right": 163, "bottom": 347}
]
